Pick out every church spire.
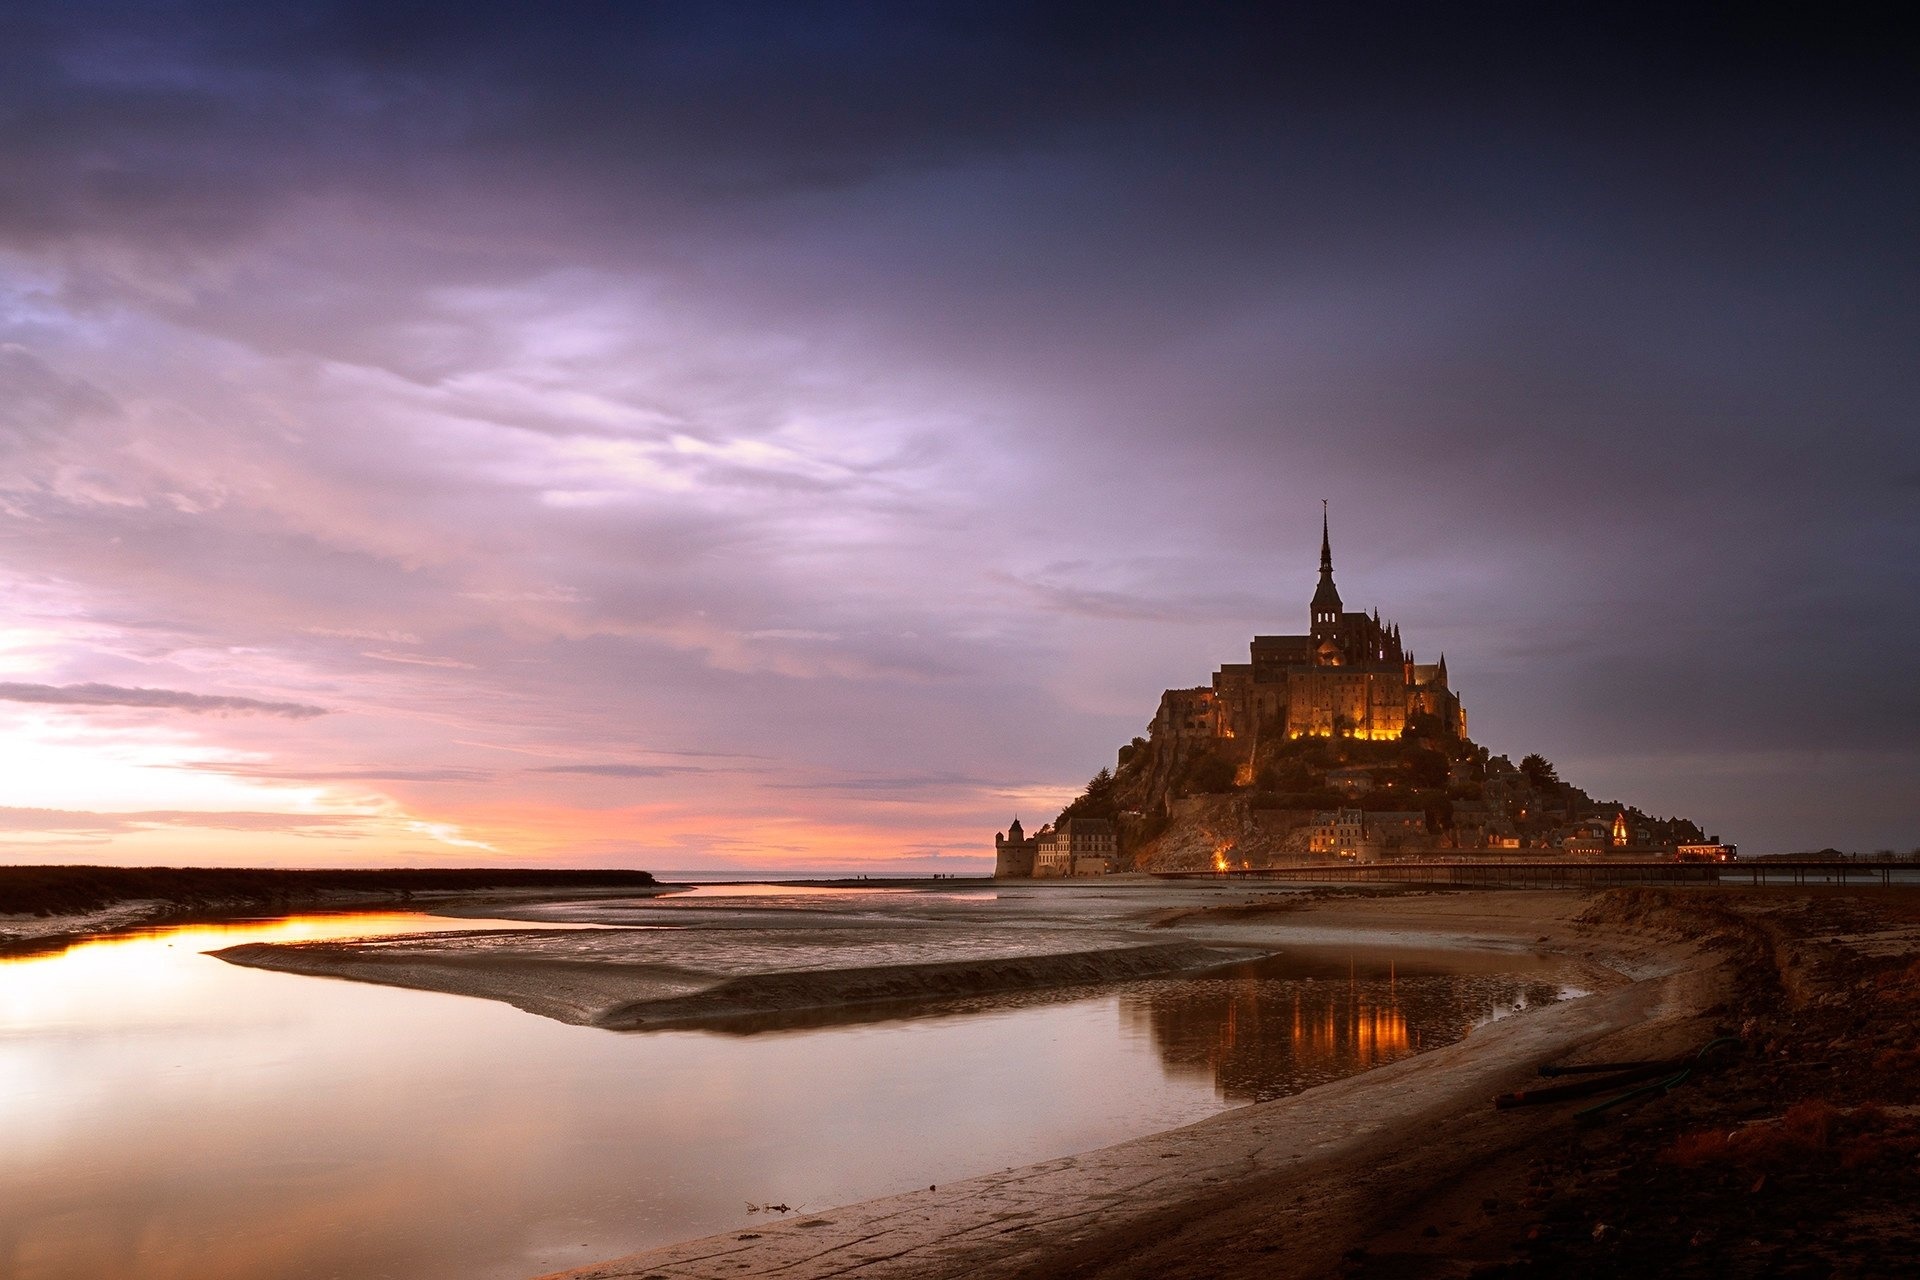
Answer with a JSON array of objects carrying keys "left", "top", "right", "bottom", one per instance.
[{"left": 1311, "top": 500, "right": 1343, "bottom": 628}]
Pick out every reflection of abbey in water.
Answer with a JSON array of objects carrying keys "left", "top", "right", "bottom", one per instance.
[{"left": 1120, "top": 955, "right": 1559, "bottom": 1103}]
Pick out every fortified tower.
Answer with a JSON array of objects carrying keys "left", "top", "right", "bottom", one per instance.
[{"left": 993, "top": 817, "right": 1038, "bottom": 878}]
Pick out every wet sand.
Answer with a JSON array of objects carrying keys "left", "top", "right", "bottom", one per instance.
[
  {"left": 211, "top": 880, "right": 1268, "bottom": 1024},
  {"left": 217, "top": 926, "right": 1262, "bottom": 1030},
  {"left": 525, "top": 886, "right": 1715, "bottom": 1280}
]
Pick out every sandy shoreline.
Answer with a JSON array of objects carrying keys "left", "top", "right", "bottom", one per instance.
[
  {"left": 211, "top": 878, "right": 1266, "bottom": 1028},
  {"left": 0, "top": 873, "right": 673, "bottom": 958},
  {"left": 210, "top": 880, "right": 1610, "bottom": 1032},
  {"left": 201, "top": 878, "right": 1716, "bottom": 1278},
  {"left": 35, "top": 877, "right": 1907, "bottom": 1277},
  {"left": 529, "top": 887, "right": 1712, "bottom": 1279}
]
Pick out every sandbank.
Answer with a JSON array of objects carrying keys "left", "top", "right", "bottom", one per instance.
[
  {"left": 536, "top": 887, "right": 1719, "bottom": 1280},
  {"left": 214, "top": 881, "right": 1298, "bottom": 1028}
]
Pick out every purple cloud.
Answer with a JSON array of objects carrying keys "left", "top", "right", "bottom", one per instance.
[
  {"left": 173, "top": 764, "right": 490, "bottom": 783},
  {"left": 0, "top": 4, "right": 1913, "bottom": 862},
  {"left": 0, "top": 682, "right": 328, "bottom": 719},
  {"left": 531, "top": 763, "right": 711, "bottom": 778},
  {"left": 0, "top": 807, "right": 370, "bottom": 834}
]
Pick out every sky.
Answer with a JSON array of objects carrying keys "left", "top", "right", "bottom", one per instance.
[{"left": 1, "top": 2, "right": 1916, "bottom": 871}]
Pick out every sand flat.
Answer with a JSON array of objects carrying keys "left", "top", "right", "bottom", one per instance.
[
  {"left": 215, "top": 882, "right": 1707, "bottom": 1278},
  {"left": 213, "top": 883, "right": 1290, "bottom": 1028},
  {"left": 539, "top": 887, "right": 1712, "bottom": 1280}
]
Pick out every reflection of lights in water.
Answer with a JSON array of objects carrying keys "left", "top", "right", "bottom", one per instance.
[
  {"left": 1118, "top": 952, "right": 1569, "bottom": 1103},
  {"left": 0, "top": 913, "right": 594, "bottom": 1038},
  {"left": 4, "top": 905, "right": 1264, "bottom": 1280}
]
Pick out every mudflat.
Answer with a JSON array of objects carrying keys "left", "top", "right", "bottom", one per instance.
[
  {"left": 210, "top": 879, "right": 1920, "bottom": 1277},
  {"left": 543, "top": 884, "right": 1920, "bottom": 1280},
  {"left": 214, "top": 879, "right": 1307, "bottom": 1028},
  {"left": 520, "top": 885, "right": 1671, "bottom": 1279}
]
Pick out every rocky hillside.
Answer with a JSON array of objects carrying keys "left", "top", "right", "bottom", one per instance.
[{"left": 1045, "top": 720, "right": 1709, "bottom": 871}]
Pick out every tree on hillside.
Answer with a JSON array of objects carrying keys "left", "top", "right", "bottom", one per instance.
[
  {"left": 1520, "top": 753, "right": 1559, "bottom": 790},
  {"left": 1177, "top": 751, "right": 1238, "bottom": 796},
  {"left": 1061, "top": 767, "right": 1119, "bottom": 821},
  {"left": 1404, "top": 746, "right": 1450, "bottom": 789},
  {"left": 1259, "top": 755, "right": 1318, "bottom": 793},
  {"left": 1402, "top": 710, "right": 1446, "bottom": 744}
]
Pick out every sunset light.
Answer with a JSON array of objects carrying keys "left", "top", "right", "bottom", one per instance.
[{"left": 3, "top": 9, "right": 1918, "bottom": 1279}]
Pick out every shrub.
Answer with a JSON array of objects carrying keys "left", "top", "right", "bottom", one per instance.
[
  {"left": 1180, "top": 752, "right": 1239, "bottom": 796},
  {"left": 1658, "top": 1101, "right": 1920, "bottom": 1172}
]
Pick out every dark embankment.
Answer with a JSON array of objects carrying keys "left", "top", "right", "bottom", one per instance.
[
  {"left": 0, "top": 866, "right": 662, "bottom": 954},
  {"left": 598, "top": 940, "right": 1261, "bottom": 1030},
  {"left": 0, "top": 865, "right": 659, "bottom": 918},
  {"left": 1452, "top": 886, "right": 1920, "bottom": 1280}
]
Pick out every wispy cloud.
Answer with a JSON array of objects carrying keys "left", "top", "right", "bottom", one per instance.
[
  {"left": 0, "top": 807, "right": 371, "bottom": 834},
  {"left": 173, "top": 763, "right": 491, "bottom": 784},
  {"left": 531, "top": 763, "right": 711, "bottom": 778},
  {"left": 763, "top": 772, "right": 1017, "bottom": 794},
  {"left": 993, "top": 567, "right": 1271, "bottom": 624},
  {"left": 0, "top": 682, "right": 328, "bottom": 719},
  {"left": 360, "top": 651, "right": 479, "bottom": 670},
  {"left": 305, "top": 626, "right": 423, "bottom": 644},
  {"left": 0, "top": 4, "right": 1913, "bottom": 863}
]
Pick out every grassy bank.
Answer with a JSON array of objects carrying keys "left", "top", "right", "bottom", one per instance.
[{"left": 0, "top": 864, "right": 658, "bottom": 919}]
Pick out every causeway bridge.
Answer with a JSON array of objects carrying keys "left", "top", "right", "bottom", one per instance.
[{"left": 1154, "top": 860, "right": 1914, "bottom": 888}]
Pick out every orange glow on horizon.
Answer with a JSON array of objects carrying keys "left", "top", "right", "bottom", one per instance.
[{"left": 0, "top": 713, "right": 1003, "bottom": 871}]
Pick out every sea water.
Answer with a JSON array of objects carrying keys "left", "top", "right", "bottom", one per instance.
[{"left": 0, "top": 895, "right": 1567, "bottom": 1280}]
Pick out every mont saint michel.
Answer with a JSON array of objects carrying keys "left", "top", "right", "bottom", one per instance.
[
  {"left": 7, "top": 7, "right": 1916, "bottom": 1280},
  {"left": 999, "top": 511, "right": 1718, "bottom": 877}
]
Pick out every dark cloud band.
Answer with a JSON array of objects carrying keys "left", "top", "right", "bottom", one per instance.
[{"left": 0, "top": 682, "right": 328, "bottom": 718}]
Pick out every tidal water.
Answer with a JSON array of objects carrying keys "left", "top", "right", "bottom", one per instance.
[{"left": 0, "top": 896, "right": 1569, "bottom": 1280}]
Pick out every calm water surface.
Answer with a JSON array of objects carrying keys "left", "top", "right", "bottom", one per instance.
[{"left": 0, "top": 897, "right": 1571, "bottom": 1280}]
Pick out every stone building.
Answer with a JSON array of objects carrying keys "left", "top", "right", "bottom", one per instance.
[
  {"left": 1156, "top": 509, "right": 1467, "bottom": 757},
  {"left": 1307, "top": 807, "right": 1429, "bottom": 861},
  {"left": 996, "top": 816, "right": 1114, "bottom": 878},
  {"left": 1309, "top": 807, "right": 1367, "bottom": 857},
  {"left": 1059, "top": 817, "right": 1116, "bottom": 875},
  {"left": 1325, "top": 767, "right": 1375, "bottom": 796},
  {"left": 993, "top": 818, "right": 1037, "bottom": 878},
  {"left": 994, "top": 510, "right": 1472, "bottom": 876},
  {"left": 1452, "top": 800, "right": 1519, "bottom": 851},
  {"left": 1033, "top": 827, "right": 1068, "bottom": 876}
]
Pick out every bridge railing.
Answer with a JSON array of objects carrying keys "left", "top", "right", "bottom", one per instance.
[{"left": 1152, "top": 860, "right": 1908, "bottom": 888}]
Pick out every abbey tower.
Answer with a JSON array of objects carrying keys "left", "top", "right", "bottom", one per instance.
[{"left": 1154, "top": 507, "right": 1466, "bottom": 755}]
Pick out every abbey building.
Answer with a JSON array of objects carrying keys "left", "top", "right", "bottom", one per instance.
[
  {"left": 992, "top": 510, "right": 1471, "bottom": 878},
  {"left": 990, "top": 510, "right": 1723, "bottom": 874},
  {"left": 1156, "top": 509, "right": 1466, "bottom": 751}
]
